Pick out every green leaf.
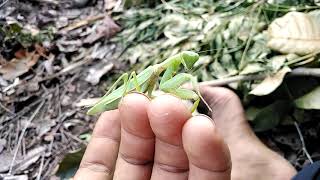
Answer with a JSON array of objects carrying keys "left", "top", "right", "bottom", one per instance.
[
  {"left": 294, "top": 86, "right": 320, "bottom": 109},
  {"left": 253, "top": 100, "right": 292, "bottom": 132},
  {"left": 56, "top": 148, "right": 85, "bottom": 179},
  {"left": 245, "top": 106, "right": 261, "bottom": 121},
  {"left": 221, "top": 54, "right": 238, "bottom": 76}
]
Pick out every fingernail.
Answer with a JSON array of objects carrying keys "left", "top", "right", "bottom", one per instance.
[
  {"left": 128, "top": 91, "right": 151, "bottom": 100},
  {"left": 119, "top": 92, "right": 150, "bottom": 108},
  {"left": 193, "top": 114, "right": 215, "bottom": 126},
  {"left": 160, "top": 93, "right": 181, "bottom": 100}
]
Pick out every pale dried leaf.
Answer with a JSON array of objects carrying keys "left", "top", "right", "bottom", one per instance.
[
  {"left": 85, "top": 63, "right": 114, "bottom": 85},
  {"left": 13, "top": 146, "right": 45, "bottom": 173},
  {"left": 84, "top": 16, "right": 121, "bottom": 44},
  {"left": 268, "top": 55, "right": 286, "bottom": 71},
  {"left": 1, "top": 175, "right": 28, "bottom": 180},
  {"left": 250, "top": 67, "right": 291, "bottom": 96},
  {"left": 0, "top": 139, "right": 6, "bottom": 153},
  {"left": 3, "top": 78, "right": 20, "bottom": 93},
  {"left": 240, "top": 63, "right": 265, "bottom": 75},
  {"left": 0, "top": 52, "right": 40, "bottom": 80},
  {"left": 75, "top": 98, "right": 101, "bottom": 107},
  {"left": 293, "top": 57, "right": 315, "bottom": 66},
  {"left": 268, "top": 12, "right": 320, "bottom": 55},
  {"left": 59, "top": 14, "right": 105, "bottom": 34},
  {"left": 0, "top": 152, "right": 21, "bottom": 172},
  {"left": 104, "top": 0, "right": 119, "bottom": 10}
]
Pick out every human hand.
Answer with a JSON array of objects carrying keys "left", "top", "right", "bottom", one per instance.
[{"left": 74, "top": 92, "right": 231, "bottom": 180}]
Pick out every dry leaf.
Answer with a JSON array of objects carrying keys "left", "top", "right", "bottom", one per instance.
[
  {"left": 85, "top": 63, "right": 114, "bottom": 85},
  {"left": 84, "top": 16, "right": 121, "bottom": 44},
  {"left": 59, "top": 14, "right": 105, "bottom": 34},
  {"left": 267, "top": 12, "right": 320, "bottom": 55},
  {"left": 250, "top": 67, "right": 291, "bottom": 96},
  {"left": 0, "top": 51, "right": 40, "bottom": 80},
  {"left": 75, "top": 98, "right": 101, "bottom": 107},
  {"left": 240, "top": 63, "right": 265, "bottom": 75},
  {"left": 1, "top": 175, "right": 28, "bottom": 180},
  {"left": 104, "top": 0, "right": 119, "bottom": 10}
]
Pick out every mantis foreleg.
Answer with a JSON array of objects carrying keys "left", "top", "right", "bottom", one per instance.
[
  {"left": 160, "top": 73, "right": 212, "bottom": 113},
  {"left": 103, "top": 73, "right": 129, "bottom": 98},
  {"left": 128, "top": 71, "right": 141, "bottom": 92}
]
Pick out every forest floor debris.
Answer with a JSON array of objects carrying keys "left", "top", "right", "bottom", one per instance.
[{"left": 0, "top": 0, "right": 320, "bottom": 179}]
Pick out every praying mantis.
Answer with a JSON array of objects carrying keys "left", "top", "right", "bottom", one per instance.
[{"left": 87, "top": 51, "right": 211, "bottom": 115}]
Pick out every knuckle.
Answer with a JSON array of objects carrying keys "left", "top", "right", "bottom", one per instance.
[
  {"left": 120, "top": 152, "right": 153, "bottom": 166},
  {"left": 203, "top": 87, "right": 239, "bottom": 107},
  {"left": 79, "top": 161, "right": 113, "bottom": 174}
]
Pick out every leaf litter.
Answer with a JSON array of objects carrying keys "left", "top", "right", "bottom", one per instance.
[
  {"left": 0, "top": 0, "right": 320, "bottom": 178},
  {"left": 0, "top": 0, "right": 122, "bottom": 179}
]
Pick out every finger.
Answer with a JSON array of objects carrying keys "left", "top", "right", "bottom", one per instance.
[
  {"left": 74, "top": 110, "right": 121, "bottom": 180},
  {"left": 183, "top": 115, "right": 231, "bottom": 180},
  {"left": 200, "top": 86, "right": 253, "bottom": 143},
  {"left": 113, "top": 93, "right": 154, "bottom": 180},
  {"left": 147, "top": 95, "right": 192, "bottom": 180}
]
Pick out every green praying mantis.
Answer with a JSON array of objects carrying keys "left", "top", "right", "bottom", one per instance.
[{"left": 87, "top": 51, "right": 211, "bottom": 115}]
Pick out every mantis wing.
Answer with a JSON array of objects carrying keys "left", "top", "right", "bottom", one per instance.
[{"left": 87, "top": 66, "right": 155, "bottom": 115}]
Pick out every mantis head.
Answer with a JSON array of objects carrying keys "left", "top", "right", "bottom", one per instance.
[{"left": 180, "top": 51, "right": 199, "bottom": 70}]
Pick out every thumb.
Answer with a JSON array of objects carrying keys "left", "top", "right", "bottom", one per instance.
[{"left": 200, "top": 86, "right": 250, "bottom": 142}]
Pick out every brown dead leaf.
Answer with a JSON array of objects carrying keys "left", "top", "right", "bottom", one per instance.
[
  {"left": 35, "top": 44, "right": 48, "bottom": 58},
  {"left": 85, "top": 63, "right": 114, "bottom": 85},
  {"left": 14, "top": 49, "right": 27, "bottom": 59},
  {"left": 75, "top": 98, "right": 101, "bottom": 107},
  {"left": 12, "top": 146, "right": 46, "bottom": 173},
  {"left": 250, "top": 67, "right": 291, "bottom": 96},
  {"left": 59, "top": 14, "right": 105, "bottom": 34},
  {"left": 0, "top": 51, "right": 40, "bottom": 80},
  {"left": 268, "top": 12, "right": 320, "bottom": 55},
  {"left": 84, "top": 16, "right": 121, "bottom": 44},
  {"left": 104, "top": 0, "right": 119, "bottom": 10}
]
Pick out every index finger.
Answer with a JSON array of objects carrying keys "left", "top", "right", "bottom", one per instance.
[{"left": 74, "top": 110, "right": 121, "bottom": 180}]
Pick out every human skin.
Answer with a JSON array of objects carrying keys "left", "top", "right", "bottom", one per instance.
[{"left": 74, "top": 86, "right": 296, "bottom": 180}]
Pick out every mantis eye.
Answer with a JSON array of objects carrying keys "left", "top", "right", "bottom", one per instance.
[{"left": 181, "top": 51, "right": 199, "bottom": 70}]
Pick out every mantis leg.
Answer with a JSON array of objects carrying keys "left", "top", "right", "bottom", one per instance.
[
  {"left": 102, "top": 73, "right": 129, "bottom": 98},
  {"left": 160, "top": 73, "right": 212, "bottom": 113},
  {"left": 170, "top": 88, "right": 201, "bottom": 113},
  {"left": 103, "top": 71, "right": 141, "bottom": 98},
  {"left": 128, "top": 71, "right": 141, "bottom": 92}
]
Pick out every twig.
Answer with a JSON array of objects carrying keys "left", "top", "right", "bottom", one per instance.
[
  {"left": 0, "top": 0, "right": 9, "bottom": 8},
  {"left": 36, "top": 152, "right": 45, "bottom": 180},
  {"left": 1, "top": 96, "right": 44, "bottom": 125},
  {"left": 294, "top": 122, "right": 313, "bottom": 163},
  {"left": 33, "top": 0, "right": 58, "bottom": 5},
  {"left": 59, "top": 14, "right": 105, "bottom": 34},
  {"left": 0, "top": 102, "right": 15, "bottom": 115},
  {"left": 36, "top": 58, "right": 91, "bottom": 83},
  {"left": 8, "top": 100, "right": 45, "bottom": 175},
  {"left": 200, "top": 67, "right": 320, "bottom": 87},
  {"left": 73, "top": 87, "right": 92, "bottom": 106},
  {"left": 63, "top": 130, "right": 88, "bottom": 146}
]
